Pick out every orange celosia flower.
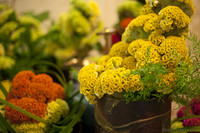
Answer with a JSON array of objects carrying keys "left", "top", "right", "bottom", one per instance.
[
  {"left": 12, "top": 70, "right": 35, "bottom": 86},
  {"left": 5, "top": 97, "right": 47, "bottom": 124},
  {"left": 32, "top": 74, "right": 53, "bottom": 87}
]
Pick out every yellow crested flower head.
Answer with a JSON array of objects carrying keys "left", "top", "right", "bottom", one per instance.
[
  {"left": 159, "top": 6, "right": 190, "bottom": 33},
  {"left": 122, "top": 13, "right": 158, "bottom": 43},
  {"left": 157, "top": 72, "right": 176, "bottom": 94},
  {"left": 122, "top": 56, "right": 137, "bottom": 70},
  {"left": 135, "top": 42, "right": 161, "bottom": 68},
  {"left": 158, "top": 36, "right": 188, "bottom": 56},
  {"left": 148, "top": 29, "right": 165, "bottom": 46},
  {"left": 98, "top": 55, "right": 111, "bottom": 67},
  {"left": 140, "top": 4, "right": 154, "bottom": 15},
  {"left": 105, "top": 56, "right": 123, "bottom": 70},
  {"left": 145, "top": 0, "right": 194, "bottom": 17},
  {"left": 109, "top": 41, "right": 129, "bottom": 58},
  {"left": 78, "top": 63, "right": 103, "bottom": 104}
]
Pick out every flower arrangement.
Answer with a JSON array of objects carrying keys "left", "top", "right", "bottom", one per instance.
[
  {"left": 0, "top": 69, "right": 85, "bottom": 133},
  {"left": 78, "top": 0, "right": 200, "bottom": 109},
  {"left": 44, "top": 0, "right": 103, "bottom": 66}
]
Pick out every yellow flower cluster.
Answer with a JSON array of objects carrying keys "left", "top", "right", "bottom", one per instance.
[
  {"left": 157, "top": 72, "right": 176, "bottom": 94},
  {"left": 78, "top": 63, "right": 103, "bottom": 104},
  {"left": 145, "top": 0, "right": 194, "bottom": 17},
  {"left": 109, "top": 41, "right": 129, "bottom": 58},
  {"left": 105, "top": 57, "right": 123, "bottom": 70},
  {"left": 94, "top": 68, "right": 143, "bottom": 99},
  {"left": 122, "top": 56, "right": 137, "bottom": 70},
  {"left": 159, "top": 6, "right": 190, "bottom": 33},
  {"left": 79, "top": 0, "right": 194, "bottom": 101},
  {"left": 134, "top": 42, "right": 160, "bottom": 68}
]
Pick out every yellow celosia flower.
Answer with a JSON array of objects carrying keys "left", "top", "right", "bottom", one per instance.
[
  {"left": 158, "top": 36, "right": 188, "bottom": 56},
  {"left": 145, "top": 0, "right": 194, "bottom": 17},
  {"left": 159, "top": 6, "right": 190, "bottom": 33},
  {"left": 157, "top": 72, "right": 175, "bottom": 94},
  {"left": 122, "top": 56, "right": 137, "bottom": 70},
  {"left": 12, "top": 122, "right": 47, "bottom": 133},
  {"left": 105, "top": 57, "right": 123, "bottom": 70},
  {"left": 0, "top": 43, "right": 5, "bottom": 56},
  {"left": 158, "top": 36, "right": 188, "bottom": 70},
  {"left": 122, "top": 13, "right": 158, "bottom": 43},
  {"left": 128, "top": 39, "right": 148, "bottom": 56},
  {"left": 44, "top": 99, "right": 69, "bottom": 124},
  {"left": 109, "top": 41, "right": 129, "bottom": 58},
  {"left": 78, "top": 63, "right": 102, "bottom": 104},
  {"left": 143, "top": 14, "right": 160, "bottom": 33},
  {"left": 98, "top": 55, "right": 111, "bottom": 67},
  {"left": 148, "top": 29, "right": 165, "bottom": 46},
  {"left": 135, "top": 42, "right": 161, "bottom": 68},
  {"left": 140, "top": 4, "right": 154, "bottom": 15}
]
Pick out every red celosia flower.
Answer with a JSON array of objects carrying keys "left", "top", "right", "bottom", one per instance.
[
  {"left": 6, "top": 87, "right": 27, "bottom": 100},
  {"left": 5, "top": 97, "right": 47, "bottom": 124},
  {"left": 177, "top": 106, "right": 193, "bottom": 118}
]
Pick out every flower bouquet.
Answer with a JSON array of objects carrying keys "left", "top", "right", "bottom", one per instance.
[
  {"left": 0, "top": 63, "right": 85, "bottom": 133},
  {"left": 78, "top": 0, "right": 200, "bottom": 132}
]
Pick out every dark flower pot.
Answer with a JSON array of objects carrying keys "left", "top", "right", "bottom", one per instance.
[{"left": 95, "top": 95, "right": 171, "bottom": 133}]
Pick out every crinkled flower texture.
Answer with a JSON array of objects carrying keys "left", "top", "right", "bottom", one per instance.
[{"left": 5, "top": 70, "right": 69, "bottom": 132}]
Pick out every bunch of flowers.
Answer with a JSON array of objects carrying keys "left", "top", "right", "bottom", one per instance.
[
  {"left": 171, "top": 97, "right": 200, "bottom": 133},
  {"left": 1, "top": 70, "right": 68, "bottom": 132},
  {"left": 0, "top": 69, "right": 85, "bottom": 133},
  {"left": 44, "top": 0, "right": 103, "bottom": 66},
  {"left": 78, "top": 0, "right": 200, "bottom": 110}
]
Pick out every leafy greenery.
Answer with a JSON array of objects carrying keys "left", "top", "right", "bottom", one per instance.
[{"left": 123, "top": 33, "right": 200, "bottom": 106}]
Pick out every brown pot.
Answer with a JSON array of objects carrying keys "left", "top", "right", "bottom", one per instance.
[{"left": 95, "top": 95, "right": 171, "bottom": 133}]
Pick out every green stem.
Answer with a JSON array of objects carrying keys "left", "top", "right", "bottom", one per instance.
[
  {"left": 0, "top": 82, "right": 8, "bottom": 97},
  {"left": 0, "top": 98, "right": 48, "bottom": 125}
]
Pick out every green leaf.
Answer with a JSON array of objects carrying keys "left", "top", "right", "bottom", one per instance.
[
  {"left": 34, "top": 11, "right": 49, "bottom": 22},
  {"left": 170, "top": 126, "right": 200, "bottom": 132},
  {"left": 0, "top": 98, "right": 48, "bottom": 125},
  {"left": 0, "top": 113, "right": 16, "bottom": 133},
  {"left": 0, "top": 82, "right": 8, "bottom": 97}
]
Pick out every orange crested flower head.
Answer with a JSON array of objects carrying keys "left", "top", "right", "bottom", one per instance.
[
  {"left": 5, "top": 97, "right": 47, "bottom": 124},
  {"left": 7, "top": 71, "right": 65, "bottom": 104}
]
